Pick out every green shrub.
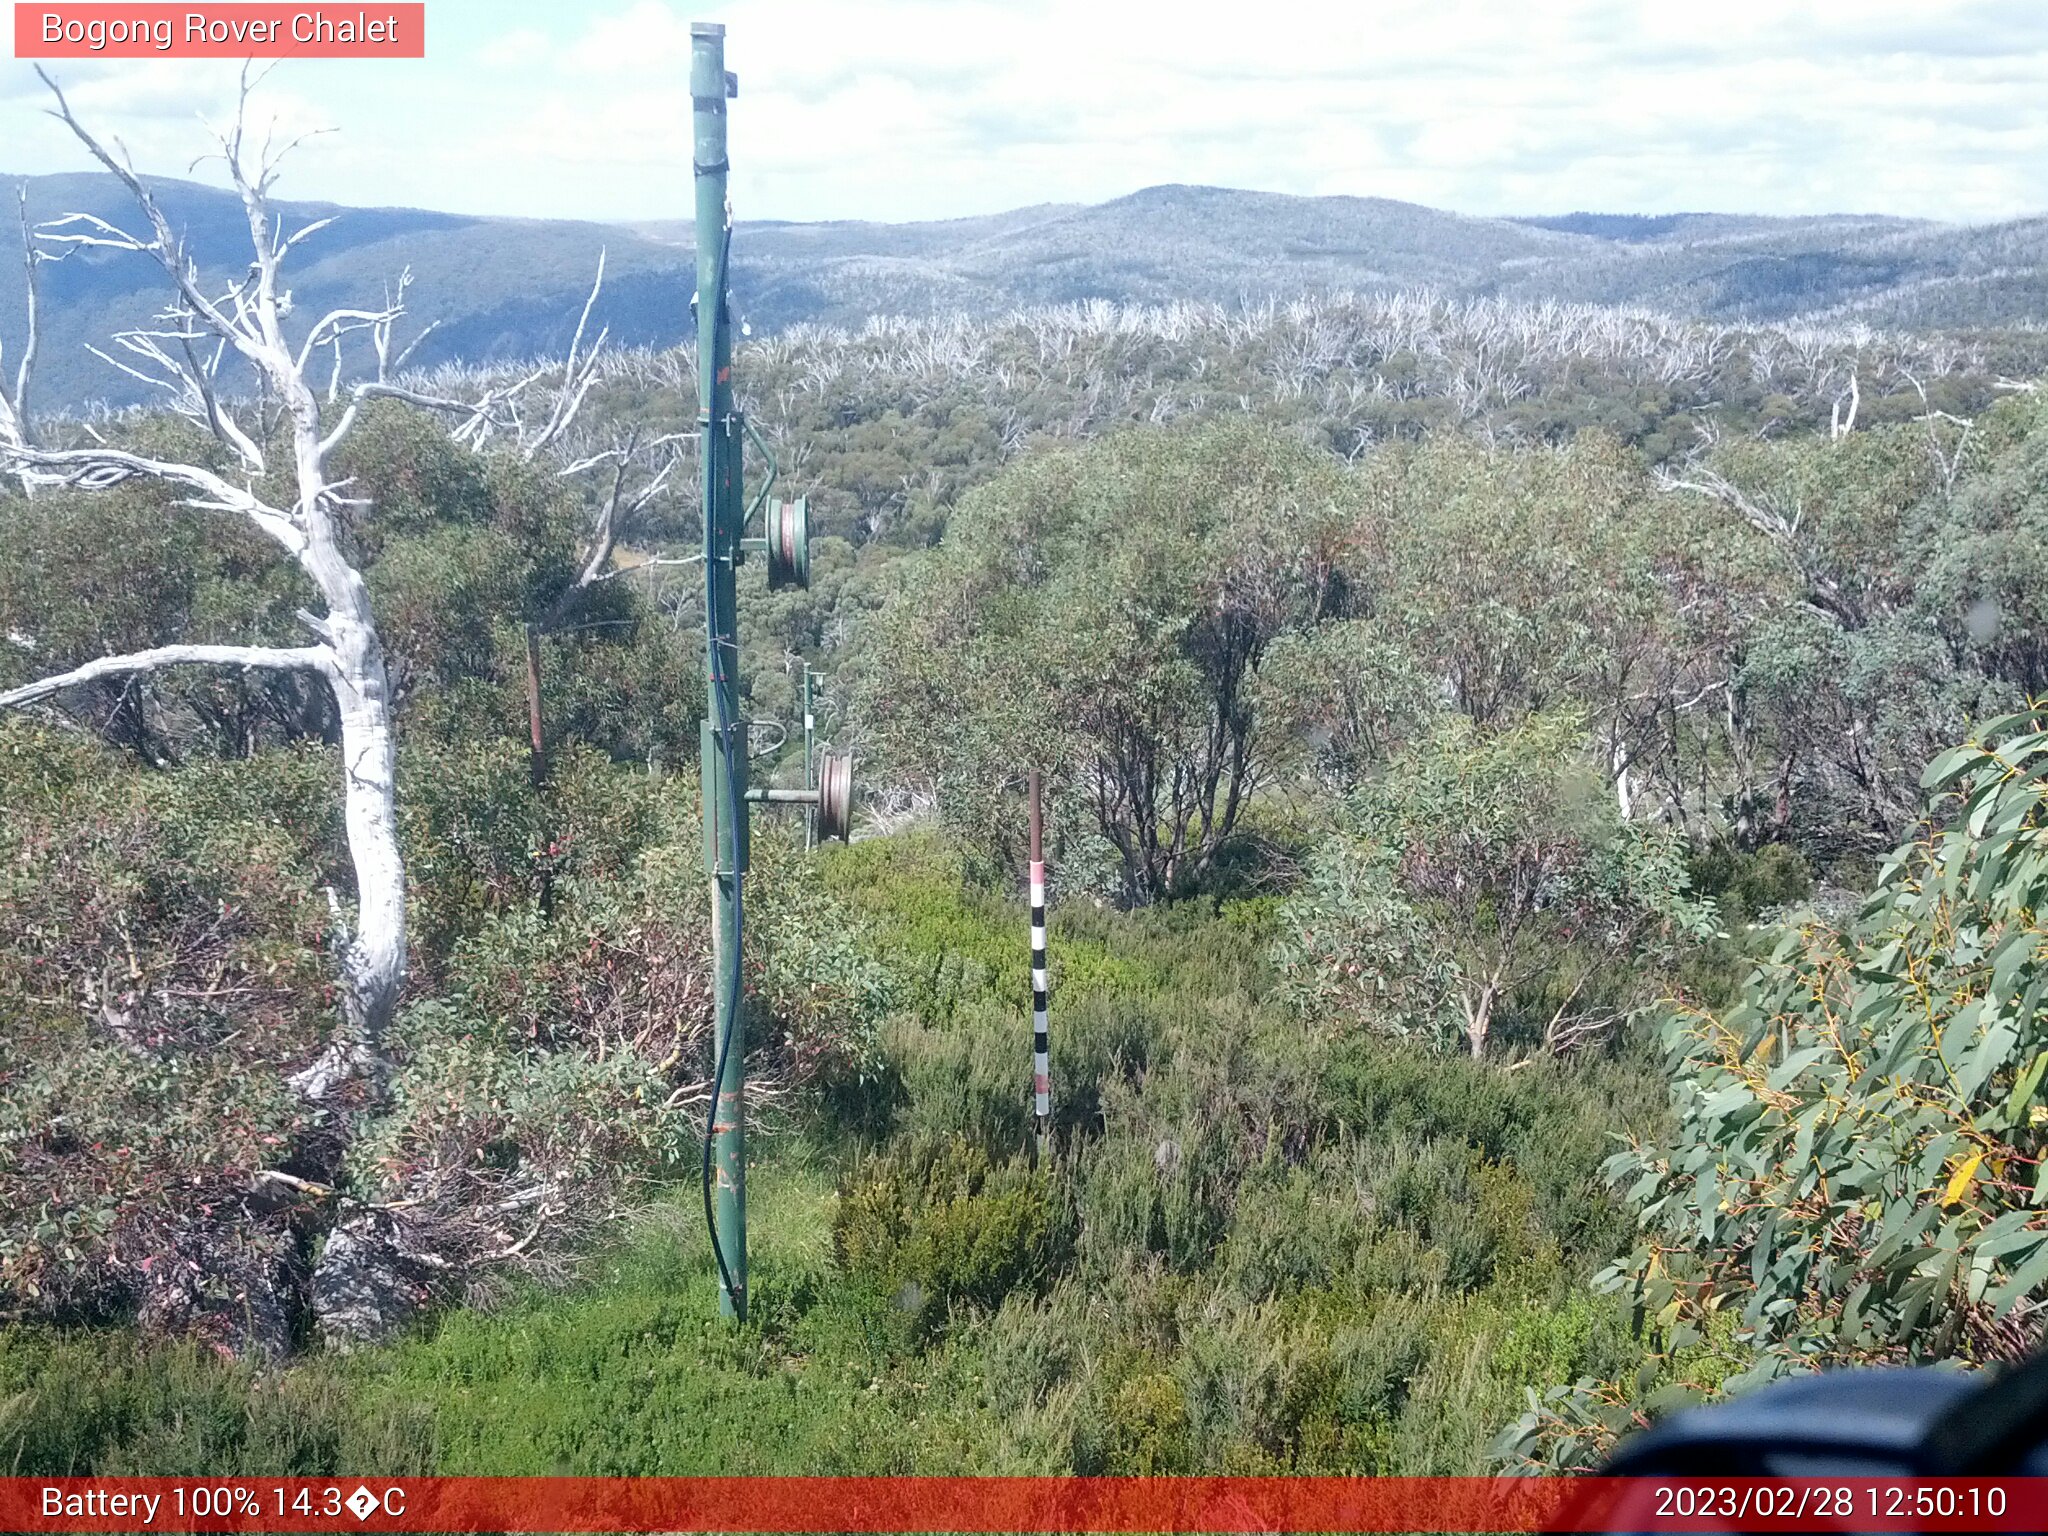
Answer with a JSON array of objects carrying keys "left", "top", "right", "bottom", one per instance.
[
  {"left": 1273, "top": 713, "right": 1715, "bottom": 1058},
  {"left": 0, "top": 727, "right": 335, "bottom": 1332},
  {"left": 1104, "top": 1370, "right": 1191, "bottom": 1472},
  {"left": 1319, "top": 1040, "right": 1652, "bottom": 1263},
  {"left": 887, "top": 1010, "right": 1033, "bottom": 1152},
  {"left": 1048, "top": 992, "right": 1160, "bottom": 1142},
  {"left": 1687, "top": 839, "right": 1816, "bottom": 927},
  {"left": 1080, "top": 1132, "right": 1235, "bottom": 1278},
  {"left": 0, "top": 1328, "right": 433, "bottom": 1476},
  {"left": 833, "top": 1135, "right": 1072, "bottom": 1329},
  {"left": 1216, "top": 1157, "right": 1376, "bottom": 1302}
]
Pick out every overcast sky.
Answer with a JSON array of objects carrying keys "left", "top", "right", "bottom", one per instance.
[{"left": 4, "top": 0, "right": 2046, "bottom": 226}]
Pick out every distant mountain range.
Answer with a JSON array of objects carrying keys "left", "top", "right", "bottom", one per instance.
[{"left": 3, "top": 173, "right": 2045, "bottom": 409}]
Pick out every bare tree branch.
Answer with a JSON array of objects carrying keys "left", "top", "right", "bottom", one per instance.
[
  {"left": 536, "top": 429, "right": 690, "bottom": 631},
  {"left": 1656, "top": 458, "right": 1860, "bottom": 628},
  {"left": 589, "top": 554, "right": 703, "bottom": 584},
  {"left": 35, "top": 68, "right": 274, "bottom": 377},
  {"left": 321, "top": 363, "right": 548, "bottom": 459},
  {"left": 523, "top": 249, "right": 608, "bottom": 461},
  {"left": 0, "top": 643, "right": 335, "bottom": 710},
  {"left": 0, "top": 442, "right": 308, "bottom": 553},
  {"left": 1898, "top": 367, "right": 1974, "bottom": 497}
]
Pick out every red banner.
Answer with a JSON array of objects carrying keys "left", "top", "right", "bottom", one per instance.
[
  {"left": 13, "top": 5, "right": 425, "bottom": 59},
  {"left": 4, "top": 1476, "right": 2048, "bottom": 1533}
]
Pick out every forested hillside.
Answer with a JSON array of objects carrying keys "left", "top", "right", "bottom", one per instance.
[
  {"left": 6, "top": 145, "right": 2048, "bottom": 1478},
  {"left": 9, "top": 169, "right": 2048, "bottom": 409}
]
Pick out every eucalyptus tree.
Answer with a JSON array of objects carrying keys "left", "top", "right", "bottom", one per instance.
[
  {"left": 1358, "top": 432, "right": 1767, "bottom": 830},
  {"left": 1273, "top": 712, "right": 1713, "bottom": 1059},
  {"left": 1509, "top": 705, "right": 2048, "bottom": 1469},
  {"left": 860, "top": 422, "right": 1350, "bottom": 901},
  {"left": 1658, "top": 408, "right": 2042, "bottom": 848}
]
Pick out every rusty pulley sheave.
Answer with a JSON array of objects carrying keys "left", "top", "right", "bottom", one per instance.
[
  {"left": 815, "top": 749, "right": 854, "bottom": 843},
  {"left": 766, "top": 498, "right": 810, "bottom": 591}
]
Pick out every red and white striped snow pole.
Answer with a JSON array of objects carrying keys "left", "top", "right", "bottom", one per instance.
[{"left": 1028, "top": 769, "right": 1050, "bottom": 1157}]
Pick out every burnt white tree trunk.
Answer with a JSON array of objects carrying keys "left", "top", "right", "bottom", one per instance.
[
  {"left": 0, "top": 68, "right": 417, "bottom": 1099},
  {"left": 290, "top": 497, "right": 405, "bottom": 1098},
  {"left": 0, "top": 182, "right": 40, "bottom": 483}
]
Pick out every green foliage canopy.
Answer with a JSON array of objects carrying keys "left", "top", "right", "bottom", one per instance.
[
  {"left": 1511, "top": 703, "right": 2048, "bottom": 1465},
  {"left": 860, "top": 422, "right": 1351, "bottom": 901},
  {"left": 1274, "top": 714, "right": 1714, "bottom": 1058}
]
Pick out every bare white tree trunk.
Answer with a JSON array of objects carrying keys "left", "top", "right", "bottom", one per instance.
[
  {"left": 1610, "top": 734, "right": 1636, "bottom": 822},
  {"left": 290, "top": 480, "right": 406, "bottom": 1098},
  {"left": 0, "top": 68, "right": 425, "bottom": 1101},
  {"left": 0, "top": 182, "right": 40, "bottom": 482},
  {"left": 1830, "top": 369, "right": 1860, "bottom": 439}
]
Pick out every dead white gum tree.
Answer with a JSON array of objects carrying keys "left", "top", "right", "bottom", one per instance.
[
  {"left": 0, "top": 67, "right": 446, "bottom": 1101},
  {"left": 0, "top": 183, "right": 41, "bottom": 467}
]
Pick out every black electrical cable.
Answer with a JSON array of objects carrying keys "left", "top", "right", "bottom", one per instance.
[
  {"left": 701, "top": 672, "right": 745, "bottom": 1308},
  {"left": 700, "top": 220, "right": 743, "bottom": 1313}
]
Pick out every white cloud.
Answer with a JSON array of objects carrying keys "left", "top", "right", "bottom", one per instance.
[
  {"left": 475, "top": 28, "right": 551, "bottom": 69},
  {"left": 4, "top": 0, "right": 2045, "bottom": 224},
  {"left": 1, "top": 59, "right": 337, "bottom": 196}
]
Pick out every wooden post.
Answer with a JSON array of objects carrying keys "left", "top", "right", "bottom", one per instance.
[{"left": 523, "top": 623, "right": 547, "bottom": 787}]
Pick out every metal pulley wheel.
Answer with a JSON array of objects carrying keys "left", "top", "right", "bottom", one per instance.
[
  {"left": 814, "top": 749, "right": 854, "bottom": 843},
  {"left": 766, "top": 497, "right": 810, "bottom": 591}
]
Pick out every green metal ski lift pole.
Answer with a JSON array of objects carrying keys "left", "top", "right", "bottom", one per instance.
[{"left": 691, "top": 21, "right": 851, "bottom": 1320}]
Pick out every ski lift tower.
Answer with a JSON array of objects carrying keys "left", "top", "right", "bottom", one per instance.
[{"left": 691, "top": 21, "right": 852, "bottom": 1322}]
